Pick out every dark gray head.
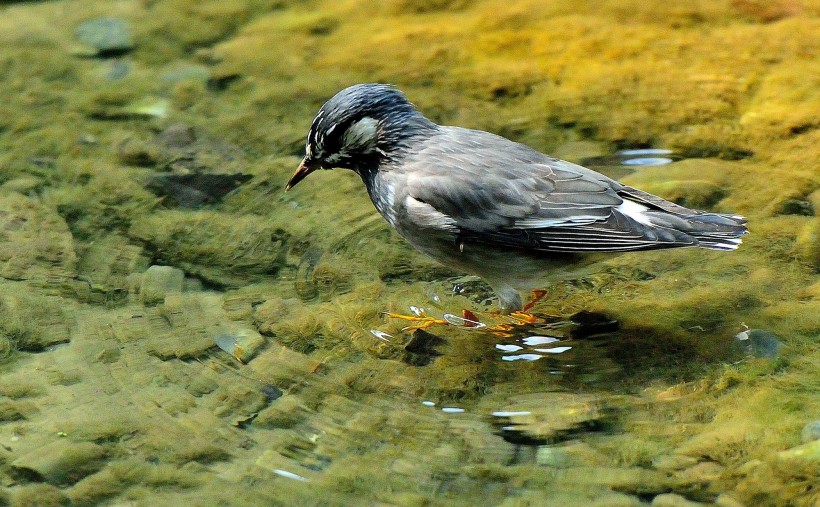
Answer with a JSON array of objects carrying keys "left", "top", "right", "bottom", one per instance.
[{"left": 286, "top": 83, "right": 437, "bottom": 190}]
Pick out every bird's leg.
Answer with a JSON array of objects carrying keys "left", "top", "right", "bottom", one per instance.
[{"left": 507, "top": 289, "right": 549, "bottom": 322}]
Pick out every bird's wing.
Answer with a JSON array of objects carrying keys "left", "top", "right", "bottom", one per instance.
[{"left": 401, "top": 127, "right": 696, "bottom": 252}]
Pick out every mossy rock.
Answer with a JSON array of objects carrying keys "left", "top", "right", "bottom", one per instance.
[
  {"left": 794, "top": 218, "right": 820, "bottom": 271},
  {"left": 0, "top": 192, "right": 77, "bottom": 289},
  {"left": 129, "top": 210, "right": 290, "bottom": 287}
]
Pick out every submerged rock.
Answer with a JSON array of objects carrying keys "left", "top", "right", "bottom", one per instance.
[
  {"left": 490, "top": 392, "right": 611, "bottom": 444},
  {"left": 733, "top": 329, "right": 783, "bottom": 359},
  {"left": 10, "top": 441, "right": 108, "bottom": 486},
  {"left": 147, "top": 173, "right": 252, "bottom": 208},
  {"left": 140, "top": 265, "right": 185, "bottom": 305},
  {"left": 75, "top": 17, "right": 134, "bottom": 56},
  {"left": 214, "top": 327, "right": 266, "bottom": 363},
  {"left": 793, "top": 219, "right": 820, "bottom": 271},
  {"left": 801, "top": 420, "right": 820, "bottom": 443},
  {"left": 776, "top": 439, "right": 820, "bottom": 463}
]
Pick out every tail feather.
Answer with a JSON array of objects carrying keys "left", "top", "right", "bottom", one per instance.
[
  {"left": 642, "top": 210, "right": 748, "bottom": 251},
  {"left": 618, "top": 185, "right": 748, "bottom": 251}
]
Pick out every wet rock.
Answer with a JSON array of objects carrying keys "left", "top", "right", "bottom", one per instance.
[
  {"left": 801, "top": 420, "right": 820, "bottom": 443},
  {"left": 141, "top": 265, "right": 185, "bottom": 305},
  {"left": 122, "top": 97, "right": 169, "bottom": 119},
  {"left": 1, "top": 176, "right": 44, "bottom": 194},
  {"left": 11, "top": 441, "right": 108, "bottom": 486},
  {"left": 0, "top": 399, "right": 35, "bottom": 421},
  {"left": 121, "top": 123, "right": 252, "bottom": 207},
  {"left": 75, "top": 17, "right": 134, "bottom": 57},
  {"left": 254, "top": 297, "right": 289, "bottom": 335},
  {"left": 733, "top": 328, "right": 783, "bottom": 359}
]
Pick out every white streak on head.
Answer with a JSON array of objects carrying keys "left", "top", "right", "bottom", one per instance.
[{"left": 616, "top": 199, "right": 653, "bottom": 226}]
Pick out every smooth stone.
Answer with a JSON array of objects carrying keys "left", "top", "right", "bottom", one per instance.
[
  {"left": 801, "top": 420, "right": 820, "bottom": 443},
  {"left": 75, "top": 17, "right": 133, "bottom": 55}
]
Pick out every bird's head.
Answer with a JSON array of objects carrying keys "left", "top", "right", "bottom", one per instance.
[{"left": 286, "top": 83, "right": 435, "bottom": 190}]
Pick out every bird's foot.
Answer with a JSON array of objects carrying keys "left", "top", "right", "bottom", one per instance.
[
  {"left": 382, "top": 312, "right": 450, "bottom": 331},
  {"left": 384, "top": 290, "right": 550, "bottom": 334},
  {"left": 383, "top": 309, "right": 485, "bottom": 332}
]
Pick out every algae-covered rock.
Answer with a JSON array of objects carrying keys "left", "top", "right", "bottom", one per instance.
[
  {"left": 146, "top": 293, "right": 224, "bottom": 359},
  {"left": 0, "top": 289, "right": 71, "bottom": 351},
  {"left": 776, "top": 439, "right": 820, "bottom": 463},
  {"left": 9, "top": 483, "right": 69, "bottom": 507},
  {"left": 141, "top": 265, "right": 185, "bottom": 305},
  {"left": 793, "top": 218, "right": 820, "bottom": 270},
  {"left": 214, "top": 326, "right": 266, "bottom": 363},
  {"left": 10, "top": 441, "right": 108, "bottom": 486},
  {"left": 0, "top": 192, "right": 77, "bottom": 289},
  {"left": 129, "top": 210, "right": 290, "bottom": 287},
  {"left": 73, "top": 234, "right": 149, "bottom": 304},
  {"left": 801, "top": 421, "right": 820, "bottom": 443}
]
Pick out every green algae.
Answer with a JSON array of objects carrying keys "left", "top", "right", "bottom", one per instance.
[{"left": 0, "top": 0, "right": 817, "bottom": 505}]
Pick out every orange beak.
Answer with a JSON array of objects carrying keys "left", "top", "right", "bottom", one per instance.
[{"left": 285, "top": 157, "right": 319, "bottom": 191}]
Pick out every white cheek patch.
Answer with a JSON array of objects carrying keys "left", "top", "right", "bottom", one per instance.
[{"left": 343, "top": 117, "right": 379, "bottom": 152}]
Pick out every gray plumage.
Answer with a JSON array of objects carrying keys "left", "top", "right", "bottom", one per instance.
[{"left": 287, "top": 83, "right": 748, "bottom": 312}]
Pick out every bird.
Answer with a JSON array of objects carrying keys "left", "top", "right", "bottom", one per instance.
[{"left": 286, "top": 83, "right": 748, "bottom": 313}]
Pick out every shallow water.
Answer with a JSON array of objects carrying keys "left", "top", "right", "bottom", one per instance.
[{"left": 0, "top": 1, "right": 818, "bottom": 506}]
